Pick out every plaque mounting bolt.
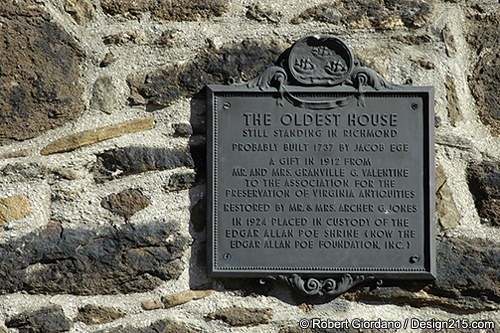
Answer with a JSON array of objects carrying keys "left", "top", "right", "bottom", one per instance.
[
  {"left": 409, "top": 255, "right": 420, "bottom": 263},
  {"left": 223, "top": 253, "right": 231, "bottom": 261},
  {"left": 223, "top": 102, "right": 231, "bottom": 110},
  {"left": 411, "top": 103, "right": 419, "bottom": 111}
]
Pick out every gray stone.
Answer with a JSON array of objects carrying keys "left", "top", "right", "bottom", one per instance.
[
  {"left": 0, "top": 220, "right": 189, "bottom": 295},
  {"left": 467, "top": 3, "right": 500, "bottom": 135},
  {"left": 127, "top": 39, "right": 286, "bottom": 108},
  {"left": 445, "top": 74, "right": 460, "bottom": 125},
  {"left": 172, "top": 123, "right": 193, "bottom": 137},
  {"left": 0, "top": 1, "right": 84, "bottom": 145},
  {"left": 101, "top": 0, "right": 228, "bottom": 21},
  {"left": 75, "top": 304, "right": 124, "bottom": 325},
  {"left": 165, "top": 171, "right": 196, "bottom": 191},
  {"left": 154, "top": 29, "right": 180, "bottom": 47},
  {"left": 435, "top": 164, "right": 461, "bottom": 230},
  {"left": 93, "top": 319, "right": 196, "bottom": 333},
  {"left": 291, "top": 0, "right": 433, "bottom": 29},
  {"left": 100, "top": 52, "right": 116, "bottom": 67},
  {"left": 419, "top": 60, "right": 436, "bottom": 70},
  {"left": 207, "top": 307, "right": 273, "bottom": 327},
  {"left": 64, "top": 0, "right": 94, "bottom": 25},
  {"left": 392, "top": 34, "right": 433, "bottom": 45},
  {"left": 246, "top": 4, "right": 282, "bottom": 23},
  {"left": 91, "top": 76, "right": 118, "bottom": 114},
  {"left": 346, "top": 237, "right": 499, "bottom": 311},
  {"left": 6, "top": 306, "right": 71, "bottom": 333},
  {"left": 442, "top": 24, "right": 457, "bottom": 57},
  {"left": 94, "top": 146, "right": 194, "bottom": 181},
  {"left": 102, "top": 32, "right": 138, "bottom": 45},
  {"left": 429, "top": 237, "right": 500, "bottom": 306},
  {"left": 467, "top": 161, "right": 500, "bottom": 226}
]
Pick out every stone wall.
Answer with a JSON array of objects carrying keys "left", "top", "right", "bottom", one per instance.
[{"left": 0, "top": 0, "right": 498, "bottom": 332}]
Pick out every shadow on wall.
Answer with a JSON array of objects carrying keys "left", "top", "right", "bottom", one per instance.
[{"left": 0, "top": 220, "right": 189, "bottom": 295}]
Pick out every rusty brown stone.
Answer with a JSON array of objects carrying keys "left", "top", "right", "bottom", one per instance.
[
  {"left": 0, "top": 194, "right": 31, "bottom": 225},
  {"left": 0, "top": 1, "right": 84, "bottom": 145},
  {"left": 101, "top": 189, "right": 151, "bottom": 219},
  {"left": 162, "top": 290, "right": 212, "bottom": 308},
  {"left": 40, "top": 117, "right": 155, "bottom": 155}
]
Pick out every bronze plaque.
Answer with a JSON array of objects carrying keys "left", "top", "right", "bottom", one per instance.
[{"left": 207, "top": 36, "right": 435, "bottom": 296}]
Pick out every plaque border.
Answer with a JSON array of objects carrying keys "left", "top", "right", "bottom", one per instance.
[{"left": 207, "top": 85, "right": 435, "bottom": 280}]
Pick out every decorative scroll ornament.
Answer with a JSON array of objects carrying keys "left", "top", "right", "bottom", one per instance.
[
  {"left": 349, "top": 65, "right": 396, "bottom": 106},
  {"left": 246, "top": 66, "right": 288, "bottom": 91},
  {"left": 266, "top": 274, "right": 380, "bottom": 297},
  {"left": 245, "top": 67, "right": 355, "bottom": 109},
  {"left": 288, "top": 35, "right": 354, "bottom": 86},
  {"left": 243, "top": 34, "right": 398, "bottom": 110}
]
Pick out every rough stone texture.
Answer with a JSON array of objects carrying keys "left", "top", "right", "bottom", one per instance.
[
  {"left": 166, "top": 171, "right": 196, "bottom": 191},
  {"left": 346, "top": 237, "right": 500, "bottom": 312},
  {"left": 467, "top": 3, "right": 500, "bottom": 135},
  {"left": 429, "top": 237, "right": 500, "bottom": 306},
  {"left": 291, "top": 0, "right": 433, "bottom": 29},
  {"left": 442, "top": 24, "right": 457, "bottom": 57},
  {"left": 435, "top": 164, "right": 461, "bottom": 230},
  {"left": 0, "top": 0, "right": 499, "bottom": 331},
  {"left": 101, "top": 189, "right": 151, "bottom": 219},
  {"left": 444, "top": 74, "right": 460, "bottom": 125},
  {"left": 91, "top": 76, "right": 118, "bottom": 114},
  {"left": 94, "top": 146, "right": 194, "bottom": 181},
  {"left": 141, "top": 299, "right": 165, "bottom": 311},
  {"left": 0, "top": 150, "right": 29, "bottom": 159},
  {"left": 100, "top": 52, "right": 116, "bottom": 68},
  {"left": 246, "top": 4, "right": 282, "bottom": 23},
  {"left": 75, "top": 304, "right": 124, "bottom": 325},
  {"left": 162, "top": 290, "right": 212, "bottom": 308},
  {"left": 0, "top": 194, "right": 31, "bottom": 225},
  {"left": 41, "top": 117, "right": 155, "bottom": 155},
  {"left": 154, "top": 29, "right": 180, "bottom": 47},
  {"left": 128, "top": 39, "right": 286, "bottom": 108},
  {"left": 1, "top": 162, "right": 78, "bottom": 183},
  {"left": 207, "top": 307, "right": 273, "bottom": 327},
  {"left": 0, "top": 1, "right": 83, "bottom": 145},
  {"left": 102, "top": 32, "right": 139, "bottom": 45},
  {"left": 392, "top": 33, "right": 433, "bottom": 45},
  {"left": 0, "top": 220, "right": 189, "bottom": 295},
  {"left": 173, "top": 123, "right": 193, "bottom": 138},
  {"left": 5, "top": 306, "right": 72, "bottom": 333},
  {"left": 93, "top": 319, "right": 196, "bottom": 333},
  {"left": 101, "top": 0, "right": 228, "bottom": 21},
  {"left": 64, "top": 0, "right": 94, "bottom": 25},
  {"left": 467, "top": 161, "right": 500, "bottom": 226}
]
